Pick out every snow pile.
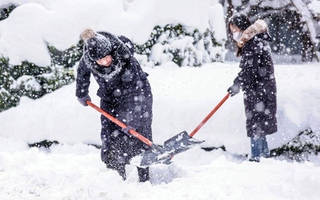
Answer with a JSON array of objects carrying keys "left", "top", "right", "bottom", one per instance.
[
  {"left": 308, "top": 0, "right": 320, "bottom": 16},
  {"left": 135, "top": 25, "right": 224, "bottom": 67},
  {"left": 0, "top": 0, "right": 225, "bottom": 66},
  {"left": 0, "top": 142, "right": 320, "bottom": 200}
]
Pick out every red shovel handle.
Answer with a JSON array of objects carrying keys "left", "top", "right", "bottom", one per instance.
[
  {"left": 189, "top": 93, "right": 230, "bottom": 137},
  {"left": 86, "top": 101, "right": 154, "bottom": 147}
]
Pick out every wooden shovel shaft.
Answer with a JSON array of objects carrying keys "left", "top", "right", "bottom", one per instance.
[
  {"left": 189, "top": 93, "right": 230, "bottom": 137},
  {"left": 86, "top": 101, "right": 153, "bottom": 147}
]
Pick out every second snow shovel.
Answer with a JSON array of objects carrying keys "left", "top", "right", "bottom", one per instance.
[
  {"left": 132, "top": 92, "right": 230, "bottom": 167},
  {"left": 86, "top": 100, "right": 203, "bottom": 167}
]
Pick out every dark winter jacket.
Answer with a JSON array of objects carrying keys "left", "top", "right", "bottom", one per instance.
[
  {"left": 232, "top": 20, "right": 277, "bottom": 137},
  {"left": 76, "top": 32, "right": 153, "bottom": 164}
]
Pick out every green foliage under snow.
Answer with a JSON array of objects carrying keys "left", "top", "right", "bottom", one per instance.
[
  {"left": 135, "top": 24, "right": 224, "bottom": 67},
  {"left": 0, "top": 23, "right": 224, "bottom": 111},
  {"left": 0, "top": 42, "right": 83, "bottom": 112},
  {"left": 270, "top": 128, "right": 320, "bottom": 162}
]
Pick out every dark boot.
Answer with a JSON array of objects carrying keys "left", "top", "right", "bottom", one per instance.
[{"left": 137, "top": 167, "right": 149, "bottom": 182}]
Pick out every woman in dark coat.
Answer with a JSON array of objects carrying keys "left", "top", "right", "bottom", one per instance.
[
  {"left": 76, "top": 28, "right": 153, "bottom": 181},
  {"left": 227, "top": 14, "right": 277, "bottom": 162}
]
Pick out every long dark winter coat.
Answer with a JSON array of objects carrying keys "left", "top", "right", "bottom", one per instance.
[
  {"left": 76, "top": 32, "right": 153, "bottom": 165},
  {"left": 232, "top": 20, "right": 277, "bottom": 137}
]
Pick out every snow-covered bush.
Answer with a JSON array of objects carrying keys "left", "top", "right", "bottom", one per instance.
[
  {"left": 0, "top": 4, "right": 15, "bottom": 20},
  {"left": 0, "top": 44, "right": 78, "bottom": 111},
  {"left": 48, "top": 41, "right": 83, "bottom": 69},
  {"left": 270, "top": 128, "right": 320, "bottom": 162},
  {"left": 135, "top": 24, "right": 224, "bottom": 67},
  {"left": 0, "top": 4, "right": 79, "bottom": 111},
  {"left": 0, "top": 22, "right": 225, "bottom": 111}
]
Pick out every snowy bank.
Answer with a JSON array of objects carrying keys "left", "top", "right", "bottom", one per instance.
[{"left": 1, "top": 62, "right": 320, "bottom": 156}]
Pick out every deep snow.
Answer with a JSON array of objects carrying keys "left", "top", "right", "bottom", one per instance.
[{"left": 1, "top": 0, "right": 320, "bottom": 199}]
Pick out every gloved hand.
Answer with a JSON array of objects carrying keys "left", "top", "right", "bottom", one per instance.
[
  {"left": 227, "top": 84, "right": 240, "bottom": 97},
  {"left": 77, "top": 95, "right": 91, "bottom": 106}
]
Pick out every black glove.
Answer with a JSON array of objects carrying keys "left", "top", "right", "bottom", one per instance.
[
  {"left": 227, "top": 84, "right": 240, "bottom": 97},
  {"left": 77, "top": 95, "right": 91, "bottom": 106}
]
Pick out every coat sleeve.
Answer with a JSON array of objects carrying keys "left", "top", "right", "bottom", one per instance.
[{"left": 75, "top": 58, "right": 91, "bottom": 98}]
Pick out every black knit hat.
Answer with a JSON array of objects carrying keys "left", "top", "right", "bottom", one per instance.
[
  {"left": 80, "top": 28, "right": 112, "bottom": 61},
  {"left": 229, "top": 14, "right": 251, "bottom": 31}
]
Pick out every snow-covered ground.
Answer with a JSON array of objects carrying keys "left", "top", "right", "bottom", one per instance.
[
  {"left": 1, "top": 0, "right": 320, "bottom": 199},
  {"left": 1, "top": 62, "right": 320, "bottom": 200},
  {"left": 1, "top": 141, "right": 320, "bottom": 200}
]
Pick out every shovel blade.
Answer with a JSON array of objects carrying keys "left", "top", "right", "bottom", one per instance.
[
  {"left": 130, "top": 131, "right": 204, "bottom": 167},
  {"left": 130, "top": 144, "right": 172, "bottom": 168},
  {"left": 163, "top": 131, "right": 204, "bottom": 153}
]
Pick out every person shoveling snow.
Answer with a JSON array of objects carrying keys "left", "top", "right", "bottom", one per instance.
[
  {"left": 76, "top": 28, "right": 204, "bottom": 181},
  {"left": 76, "top": 28, "right": 154, "bottom": 182}
]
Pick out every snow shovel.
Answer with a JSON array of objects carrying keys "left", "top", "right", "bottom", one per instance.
[
  {"left": 86, "top": 100, "right": 203, "bottom": 167},
  {"left": 137, "top": 92, "right": 231, "bottom": 166},
  {"left": 189, "top": 92, "right": 230, "bottom": 137},
  {"left": 86, "top": 93, "right": 230, "bottom": 167}
]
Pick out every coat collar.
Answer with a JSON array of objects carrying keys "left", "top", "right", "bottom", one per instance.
[{"left": 238, "top": 19, "right": 268, "bottom": 48}]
